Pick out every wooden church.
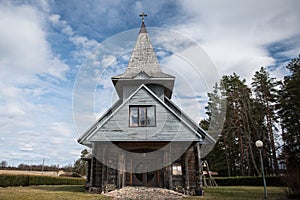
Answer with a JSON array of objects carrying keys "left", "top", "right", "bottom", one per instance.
[{"left": 78, "top": 14, "right": 215, "bottom": 195}]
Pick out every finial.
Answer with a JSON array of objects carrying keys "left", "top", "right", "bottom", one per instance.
[{"left": 139, "top": 12, "right": 147, "bottom": 23}]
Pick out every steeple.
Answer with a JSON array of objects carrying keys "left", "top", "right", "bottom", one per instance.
[
  {"left": 112, "top": 14, "right": 175, "bottom": 99},
  {"left": 139, "top": 20, "right": 148, "bottom": 34},
  {"left": 139, "top": 12, "right": 147, "bottom": 33}
]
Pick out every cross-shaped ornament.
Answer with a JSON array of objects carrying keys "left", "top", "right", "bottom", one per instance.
[{"left": 139, "top": 12, "right": 147, "bottom": 23}]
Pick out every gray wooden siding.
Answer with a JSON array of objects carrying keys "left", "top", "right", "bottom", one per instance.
[
  {"left": 89, "top": 87, "right": 198, "bottom": 141},
  {"left": 122, "top": 84, "right": 139, "bottom": 100}
]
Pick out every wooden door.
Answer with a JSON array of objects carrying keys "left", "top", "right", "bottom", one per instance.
[{"left": 132, "top": 160, "right": 158, "bottom": 187}]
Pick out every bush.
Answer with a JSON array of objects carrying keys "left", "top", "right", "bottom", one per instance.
[
  {"left": 0, "top": 174, "right": 85, "bottom": 187},
  {"left": 283, "top": 168, "right": 300, "bottom": 198},
  {"left": 214, "top": 176, "right": 286, "bottom": 187},
  {"left": 0, "top": 174, "right": 29, "bottom": 187}
]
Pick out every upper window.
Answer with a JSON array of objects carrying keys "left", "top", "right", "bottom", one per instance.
[{"left": 129, "top": 106, "right": 156, "bottom": 127}]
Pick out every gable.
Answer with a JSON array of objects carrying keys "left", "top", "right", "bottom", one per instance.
[
  {"left": 133, "top": 71, "right": 151, "bottom": 79},
  {"left": 85, "top": 85, "right": 203, "bottom": 142}
]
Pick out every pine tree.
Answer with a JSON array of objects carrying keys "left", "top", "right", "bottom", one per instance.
[
  {"left": 203, "top": 74, "right": 263, "bottom": 176},
  {"left": 74, "top": 149, "right": 89, "bottom": 176},
  {"left": 279, "top": 55, "right": 300, "bottom": 169},
  {"left": 200, "top": 83, "right": 228, "bottom": 175},
  {"left": 251, "top": 67, "right": 280, "bottom": 175}
]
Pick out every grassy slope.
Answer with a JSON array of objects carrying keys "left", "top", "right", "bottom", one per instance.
[{"left": 0, "top": 185, "right": 287, "bottom": 200}]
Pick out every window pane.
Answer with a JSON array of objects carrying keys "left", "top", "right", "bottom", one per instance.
[
  {"left": 130, "top": 107, "right": 138, "bottom": 126},
  {"left": 172, "top": 164, "right": 182, "bottom": 175},
  {"left": 139, "top": 107, "right": 146, "bottom": 126},
  {"left": 147, "top": 106, "right": 155, "bottom": 126},
  {"left": 129, "top": 106, "right": 156, "bottom": 127}
]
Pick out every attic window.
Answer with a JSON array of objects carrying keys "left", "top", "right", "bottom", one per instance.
[{"left": 129, "top": 106, "right": 156, "bottom": 127}]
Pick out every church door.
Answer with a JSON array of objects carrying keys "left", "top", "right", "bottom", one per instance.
[{"left": 132, "top": 160, "right": 158, "bottom": 187}]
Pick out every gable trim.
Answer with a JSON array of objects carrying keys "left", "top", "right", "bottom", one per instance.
[
  {"left": 85, "top": 84, "right": 150, "bottom": 142},
  {"left": 79, "top": 84, "right": 214, "bottom": 144},
  {"left": 164, "top": 96, "right": 216, "bottom": 144},
  {"left": 77, "top": 99, "right": 122, "bottom": 144}
]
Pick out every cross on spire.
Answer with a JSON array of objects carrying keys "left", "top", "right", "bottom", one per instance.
[{"left": 139, "top": 12, "right": 147, "bottom": 23}]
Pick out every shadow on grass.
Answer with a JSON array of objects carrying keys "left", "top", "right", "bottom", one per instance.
[{"left": 32, "top": 185, "right": 87, "bottom": 193}]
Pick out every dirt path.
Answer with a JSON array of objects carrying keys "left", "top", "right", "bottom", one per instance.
[{"left": 104, "top": 187, "right": 187, "bottom": 200}]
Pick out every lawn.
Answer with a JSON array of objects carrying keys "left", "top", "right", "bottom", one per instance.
[
  {"left": 0, "top": 185, "right": 287, "bottom": 200},
  {"left": 0, "top": 185, "right": 110, "bottom": 200},
  {"left": 189, "top": 186, "right": 287, "bottom": 200}
]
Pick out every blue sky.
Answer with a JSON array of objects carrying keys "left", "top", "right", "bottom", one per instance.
[{"left": 0, "top": 0, "right": 299, "bottom": 167}]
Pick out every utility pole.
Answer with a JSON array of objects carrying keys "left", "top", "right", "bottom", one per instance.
[{"left": 42, "top": 159, "right": 45, "bottom": 174}]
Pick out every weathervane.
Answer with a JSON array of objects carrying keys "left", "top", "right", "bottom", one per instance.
[{"left": 139, "top": 12, "right": 147, "bottom": 23}]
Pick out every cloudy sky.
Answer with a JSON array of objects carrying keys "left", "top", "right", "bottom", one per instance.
[{"left": 0, "top": 0, "right": 299, "bottom": 167}]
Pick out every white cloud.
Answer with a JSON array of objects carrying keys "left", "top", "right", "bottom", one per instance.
[
  {"left": 49, "top": 13, "right": 100, "bottom": 63},
  {"left": 2, "top": 0, "right": 299, "bottom": 167},
  {"left": 0, "top": 4, "right": 69, "bottom": 84},
  {"left": 49, "top": 14, "right": 74, "bottom": 37},
  {"left": 0, "top": 3, "right": 80, "bottom": 166},
  {"left": 174, "top": 0, "right": 300, "bottom": 81},
  {"left": 20, "top": 143, "right": 34, "bottom": 152},
  {"left": 4, "top": 104, "right": 25, "bottom": 117}
]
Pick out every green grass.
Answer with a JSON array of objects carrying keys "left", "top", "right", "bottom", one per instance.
[
  {"left": 187, "top": 186, "right": 287, "bottom": 200},
  {"left": 0, "top": 185, "right": 111, "bottom": 200},
  {"left": 0, "top": 185, "right": 288, "bottom": 200}
]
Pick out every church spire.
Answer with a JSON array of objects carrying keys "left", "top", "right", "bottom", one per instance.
[
  {"left": 114, "top": 13, "right": 171, "bottom": 79},
  {"left": 139, "top": 12, "right": 148, "bottom": 33},
  {"left": 111, "top": 13, "right": 175, "bottom": 99}
]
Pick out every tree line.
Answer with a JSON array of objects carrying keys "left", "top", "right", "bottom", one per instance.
[
  {"left": 0, "top": 161, "right": 74, "bottom": 172},
  {"left": 201, "top": 55, "right": 300, "bottom": 177},
  {"left": 0, "top": 149, "right": 89, "bottom": 176}
]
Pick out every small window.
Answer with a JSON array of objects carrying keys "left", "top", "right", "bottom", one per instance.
[
  {"left": 129, "top": 106, "right": 156, "bottom": 127},
  {"left": 172, "top": 163, "right": 182, "bottom": 175}
]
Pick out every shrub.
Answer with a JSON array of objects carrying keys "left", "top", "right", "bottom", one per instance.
[
  {"left": 213, "top": 176, "right": 286, "bottom": 187},
  {"left": 282, "top": 168, "right": 300, "bottom": 198},
  {"left": 0, "top": 174, "right": 85, "bottom": 187}
]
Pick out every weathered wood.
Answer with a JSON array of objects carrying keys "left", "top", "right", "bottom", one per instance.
[
  {"left": 157, "top": 169, "right": 160, "bottom": 186},
  {"left": 121, "top": 152, "right": 126, "bottom": 187},
  {"left": 196, "top": 143, "right": 203, "bottom": 189},
  {"left": 101, "top": 144, "right": 106, "bottom": 189},
  {"left": 117, "top": 149, "right": 121, "bottom": 189},
  {"left": 168, "top": 146, "right": 173, "bottom": 190},
  {"left": 186, "top": 144, "right": 196, "bottom": 191},
  {"left": 89, "top": 88, "right": 199, "bottom": 142},
  {"left": 130, "top": 159, "right": 133, "bottom": 186},
  {"left": 87, "top": 141, "right": 203, "bottom": 194},
  {"left": 184, "top": 151, "right": 190, "bottom": 191},
  {"left": 90, "top": 157, "right": 95, "bottom": 187},
  {"left": 86, "top": 159, "right": 91, "bottom": 184},
  {"left": 116, "top": 147, "right": 125, "bottom": 189},
  {"left": 163, "top": 151, "right": 168, "bottom": 188}
]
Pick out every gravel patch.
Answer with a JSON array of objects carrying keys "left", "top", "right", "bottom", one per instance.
[{"left": 104, "top": 187, "right": 187, "bottom": 200}]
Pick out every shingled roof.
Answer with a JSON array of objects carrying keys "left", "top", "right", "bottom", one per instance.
[{"left": 112, "top": 21, "right": 174, "bottom": 79}]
